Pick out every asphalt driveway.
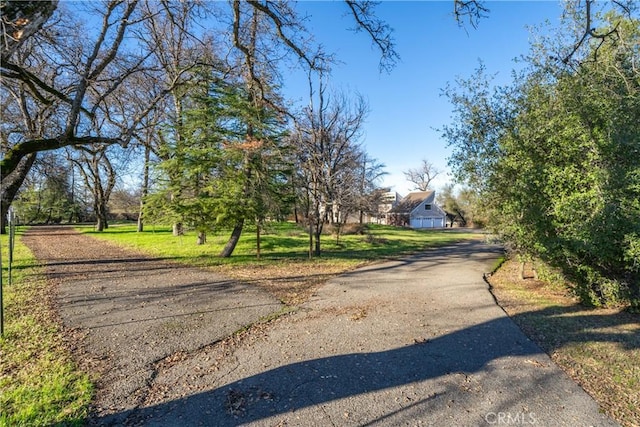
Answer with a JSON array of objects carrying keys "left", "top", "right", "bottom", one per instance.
[{"left": 72, "top": 237, "right": 617, "bottom": 427}]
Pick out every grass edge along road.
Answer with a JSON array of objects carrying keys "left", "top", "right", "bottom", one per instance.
[
  {"left": 0, "top": 229, "right": 93, "bottom": 427},
  {"left": 488, "top": 260, "right": 639, "bottom": 427}
]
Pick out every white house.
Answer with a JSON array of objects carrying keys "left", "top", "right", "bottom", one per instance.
[{"left": 388, "top": 190, "right": 447, "bottom": 229}]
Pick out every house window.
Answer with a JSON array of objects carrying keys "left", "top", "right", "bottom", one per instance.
[{"left": 425, "top": 204, "right": 431, "bottom": 210}]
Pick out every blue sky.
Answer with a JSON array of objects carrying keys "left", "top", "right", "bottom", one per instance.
[{"left": 283, "top": 1, "right": 565, "bottom": 196}]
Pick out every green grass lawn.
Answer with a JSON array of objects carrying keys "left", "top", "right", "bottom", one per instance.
[
  {"left": 78, "top": 221, "right": 483, "bottom": 267},
  {"left": 0, "top": 230, "right": 93, "bottom": 427}
]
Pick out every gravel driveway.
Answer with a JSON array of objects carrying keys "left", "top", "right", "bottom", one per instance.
[{"left": 23, "top": 226, "right": 618, "bottom": 426}]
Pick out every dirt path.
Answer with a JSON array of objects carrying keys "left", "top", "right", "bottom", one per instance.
[
  {"left": 22, "top": 226, "right": 283, "bottom": 425},
  {"left": 24, "top": 226, "right": 618, "bottom": 426}
]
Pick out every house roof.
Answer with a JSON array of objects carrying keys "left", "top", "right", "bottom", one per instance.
[{"left": 389, "top": 190, "right": 435, "bottom": 214}]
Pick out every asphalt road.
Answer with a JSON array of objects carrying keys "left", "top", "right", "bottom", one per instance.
[{"left": 81, "top": 238, "right": 618, "bottom": 427}]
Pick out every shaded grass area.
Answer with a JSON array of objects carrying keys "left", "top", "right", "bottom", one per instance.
[
  {"left": 79, "top": 222, "right": 483, "bottom": 305},
  {"left": 0, "top": 230, "right": 93, "bottom": 427},
  {"left": 488, "top": 259, "right": 640, "bottom": 427}
]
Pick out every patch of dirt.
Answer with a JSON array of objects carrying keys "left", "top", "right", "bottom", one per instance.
[
  {"left": 488, "top": 259, "right": 577, "bottom": 313},
  {"left": 219, "top": 260, "right": 371, "bottom": 306}
]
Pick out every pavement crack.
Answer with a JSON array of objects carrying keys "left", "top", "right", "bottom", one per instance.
[{"left": 319, "top": 403, "right": 337, "bottom": 427}]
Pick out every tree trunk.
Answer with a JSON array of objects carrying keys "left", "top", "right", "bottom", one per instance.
[
  {"left": 314, "top": 228, "right": 322, "bottom": 256},
  {"left": 137, "top": 204, "right": 144, "bottom": 232},
  {"left": 94, "top": 190, "right": 109, "bottom": 231},
  {"left": 172, "top": 222, "right": 184, "bottom": 236},
  {"left": 313, "top": 205, "right": 324, "bottom": 256},
  {"left": 170, "top": 92, "right": 185, "bottom": 237},
  {"left": 310, "top": 198, "right": 323, "bottom": 256},
  {"left": 334, "top": 222, "right": 342, "bottom": 245},
  {"left": 196, "top": 231, "right": 206, "bottom": 245},
  {"left": 68, "top": 164, "right": 77, "bottom": 224},
  {"left": 308, "top": 218, "right": 313, "bottom": 259},
  {"left": 1, "top": 153, "right": 37, "bottom": 234},
  {"left": 137, "top": 144, "right": 150, "bottom": 232},
  {"left": 97, "top": 208, "right": 108, "bottom": 230},
  {"left": 256, "top": 222, "right": 261, "bottom": 259},
  {"left": 219, "top": 219, "right": 244, "bottom": 258},
  {"left": 95, "top": 215, "right": 106, "bottom": 232}
]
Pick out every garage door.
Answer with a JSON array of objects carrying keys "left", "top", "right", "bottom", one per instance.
[{"left": 411, "top": 217, "right": 444, "bottom": 228}]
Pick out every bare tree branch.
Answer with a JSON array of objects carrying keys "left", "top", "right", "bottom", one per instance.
[
  {"left": 453, "top": 0, "right": 489, "bottom": 29},
  {"left": 248, "top": 0, "right": 329, "bottom": 72},
  {"left": 1, "top": 60, "right": 93, "bottom": 116},
  {"left": 1, "top": 136, "right": 121, "bottom": 180},
  {"left": 66, "top": 0, "right": 139, "bottom": 137},
  {"left": 559, "top": 0, "right": 634, "bottom": 66},
  {"left": 404, "top": 159, "right": 442, "bottom": 191},
  {"left": 344, "top": 0, "right": 399, "bottom": 72}
]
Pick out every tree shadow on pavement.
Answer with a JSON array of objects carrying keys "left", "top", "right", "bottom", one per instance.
[{"left": 93, "top": 306, "right": 637, "bottom": 426}]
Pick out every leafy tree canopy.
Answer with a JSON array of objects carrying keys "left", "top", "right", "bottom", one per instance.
[{"left": 443, "top": 8, "right": 640, "bottom": 307}]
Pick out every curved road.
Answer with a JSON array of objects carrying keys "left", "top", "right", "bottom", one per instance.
[{"left": 24, "top": 228, "right": 617, "bottom": 426}]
